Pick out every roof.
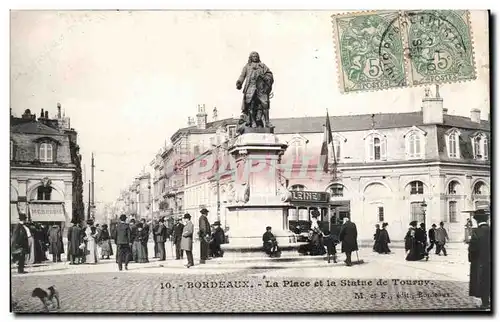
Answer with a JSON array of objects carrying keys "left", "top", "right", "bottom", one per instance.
[
  {"left": 11, "top": 120, "right": 62, "bottom": 136},
  {"left": 171, "top": 111, "right": 489, "bottom": 140}
]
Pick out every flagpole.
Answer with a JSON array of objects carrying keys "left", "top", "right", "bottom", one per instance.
[{"left": 326, "top": 109, "right": 337, "bottom": 180}]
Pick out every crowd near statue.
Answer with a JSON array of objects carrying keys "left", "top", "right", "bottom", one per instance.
[{"left": 236, "top": 51, "right": 274, "bottom": 130}]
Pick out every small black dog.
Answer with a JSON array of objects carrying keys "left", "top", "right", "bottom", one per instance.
[{"left": 31, "top": 286, "right": 60, "bottom": 312}]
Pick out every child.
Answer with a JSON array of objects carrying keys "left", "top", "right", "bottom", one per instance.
[{"left": 323, "top": 230, "right": 339, "bottom": 264}]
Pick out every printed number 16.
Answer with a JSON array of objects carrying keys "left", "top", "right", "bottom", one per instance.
[{"left": 368, "top": 58, "right": 382, "bottom": 77}]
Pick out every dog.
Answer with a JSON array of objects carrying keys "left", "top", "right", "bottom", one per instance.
[{"left": 31, "top": 286, "right": 60, "bottom": 312}]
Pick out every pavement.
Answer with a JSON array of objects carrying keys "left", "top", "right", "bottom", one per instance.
[{"left": 10, "top": 242, "right": 487, "bottom": 313}]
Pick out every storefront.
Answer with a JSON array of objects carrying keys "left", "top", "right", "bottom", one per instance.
[
  {"left": 28, "top": 201, "right": 67, "bottom": 229},
  {"left": 284, "top": 190, "right": 350, "bottom": 239}
]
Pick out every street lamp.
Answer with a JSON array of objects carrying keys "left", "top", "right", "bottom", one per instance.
[
  {"left": 421, "top": 198, "right": 427, "bottom": 227},
  {"left": 211, "top": 140, "right": 229, "bottom": 222}
]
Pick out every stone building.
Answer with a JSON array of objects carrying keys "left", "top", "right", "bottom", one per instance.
[
  {"left": 10, "top": 105, "right": 84, "bottom": 230},
  {"left": 136, "top": 89, "right": 491, "bottom": 242},
  {"left": 118, "top": 172, "right": 152, "bottom": 221}
]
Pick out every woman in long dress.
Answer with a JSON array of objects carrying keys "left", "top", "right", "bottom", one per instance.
[
  {"left": 26, "top": 223, "right": 36, "bottom": 265},
  {"left": 134, "top": 223, "right": 149, "bottom": 263},
  {"left": 376, "top": 222, "right": 391, "bottom": 254},
  {"left": 99, "top": 224, "right": 113, "bottom": 259},
  {"left": 309, "top": 210, "right": 326, "bottom": 256},
  {"left": 85, "top": 221, "right": 99, "bottom": 264}
]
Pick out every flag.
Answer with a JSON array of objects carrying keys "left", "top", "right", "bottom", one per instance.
[{"left": 320, "top": 111, "right": 335, "bottom": 173}]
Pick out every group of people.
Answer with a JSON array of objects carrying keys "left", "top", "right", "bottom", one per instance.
[
  {"left": 372, "top": 223, "right": 391, "bottom": 254},
  {"left": 404, "top": 221, "right": 449, "bottom": 261}
]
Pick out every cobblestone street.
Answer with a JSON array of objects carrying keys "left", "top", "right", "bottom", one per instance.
[{"left": 11, "top": 245, "right": 484, "bottom": 313}]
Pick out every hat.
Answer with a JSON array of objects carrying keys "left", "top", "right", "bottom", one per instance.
[
  {"left": 200, "top": 208, "right": 209, "bottom": 214},
  {"left": 86, "top": 219, "right": 94, "bottom": 225},
  {"left": 136, "top": 222, "right": 143, "bottom": 228},
  {"left": 214, "top": 221, "right": 221, "bottom": 226},
  {"left": 119, "top": 214, "right": 127, "bottom": 221},
  {"left": 183, "top": 213, "right": 191, "bottom": 219},
  {"left": 382, "top": 222, "right": 388, "bottom": 227},
  {"left": 159, "top": 217, "right": 165, "bottom": 223},
  {"left": 409, "top": 221, "right": 418, "bottom": 227},
  {"left": 266, "top": 226, "right": 272, "bottom": 230},
  {"left": 18, "top": 213, "right": 27, "bottom": 221},
  {"left": 102, "top": 224, "right": 108, "bottom": 229},
  {"left": 431, "top": 224, "right": 437, "bottom": 227},
  {"left": 130, "top": 218, "right": 136, "bottom": 223}
]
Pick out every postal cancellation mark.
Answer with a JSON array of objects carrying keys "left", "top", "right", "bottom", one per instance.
[{"left": 332, "top": 10, "right": 476, "bottom": 93}]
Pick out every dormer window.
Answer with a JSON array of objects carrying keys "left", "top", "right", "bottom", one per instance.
[
  {"left": 39, "top": 143, "right": 53, "bottom": 163},
  {"left": 404, "top": 126, "right": 426, "bottom": 160},
  {"left": 445, "top": 129, "right": 461, "bottom": 159},
  {"left": 288, "top": 134, "right": 308, "bottom": 160},
  {"left": 227, "top": 125, "right": 236, "bottom": 138},
  {"left": 471, "top": 132, "right": 488, "bottom": 160},
  {"left": 329, "top": 134, "right": 346, "bottom": 161},
  {"left": 364, "top": 131, "right": 387, "bottom": 161}
]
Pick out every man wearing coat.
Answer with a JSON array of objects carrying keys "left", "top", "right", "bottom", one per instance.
[
  {"left": 468, "top": 209, "right": 491, "bottom": 309},
  {"left": 48, "top": 224, "right": 64, "bottom": 262},
  {"left": 155, "top": 218, "right": 168, "bottom": 261},
  {"left": 11, "top": 213, "right": 30, "bottom": 274},
  {"left": 181, "top": 213, "right": 194, "bottom": 268},
  {"left": 172, "top": 217, "right": 184, "bottom": 260},
  {"left": 152, "top": 219, "right": 159, "bottom": 258},
  {"left": 198, "top": 208, "right": 211, "bottom": 264},
  {"left": 338, "top": 216, "right": 358, "bottom": 267},
  {"left": 113, "top": 214, "right": 132, "bottom": 271}
]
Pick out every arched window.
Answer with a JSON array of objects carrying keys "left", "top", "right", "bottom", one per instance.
[
  {"left": 407, "top": 132, "right": 421, "bottom": 158},
  {"left": 448, "top": 181, "right": 459, "bottom": 195},
  {"left": 37, "top": 185, "right": 52, "bottom": 200},
  {"left": 473, "top": 181, "right": 488, "bottom": 195},
  {"left": 290, "top": 140, "right": 304, "bottom": 159},
  {"left": 39, "top": 143, "right": 53, "bottom": 163},
  {"left": 330, "top": 139, "right": 341, "bottom": 161},
  {"left": 365, "top": 133, "right": 387, "bottom": 161},
  {"left": 409, "top": 181, "right": 424, "bottom": 195},
  {"left": 446, "top": 130, "right": 460, "bottom": 158},
  {"left": 471, "top": 133, "right": 489, "bottom": 160},
  {"left": 290, "top": 184, "right": 306, "bottom": 191},
  {"left": 328, "top": 183, "right": 344, "bottom": 197}
]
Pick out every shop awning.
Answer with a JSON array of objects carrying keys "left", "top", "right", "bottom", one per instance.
[
  {"left": 29, "top": 203, "right": 66, "bottom": 222},
  {"left": 11, "top": 203, "right": 19, "bottom": 224}
]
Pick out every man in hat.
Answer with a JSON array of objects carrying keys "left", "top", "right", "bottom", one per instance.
[
  {"left": 468, "top": 208, "right": 491, "bottom": 309},
  {"left": 426, "top": 224, "right": 437, "bottom": 253},
  {"left": 11, "top": 213, "right": 30, "bottom": 273},
  {"left": 210, "top": 221, "right": 225, "bottom": 258},
  {"left": 435, "top": 221, "right": 449, "bottom": 256},
  {"left": 172, "top": 216, "right": 184, "bottom": 260},
  {"left": 181, "top": 213, "right": 194, "bottom": 268},
  {"left": 339, "top": 216, "right": 358, "bottom": 266},
  {"left": 262, "top": 226, "right": 279, "bottom": 257},
  {"left": 155, "top": 217, "right": 168, "bottom": 261},
  {"left": 198, "top": 208, "right": 211, "bottom": 264},
  {"left": 113, "top": 214, "right": 132, "bottom": 271}
]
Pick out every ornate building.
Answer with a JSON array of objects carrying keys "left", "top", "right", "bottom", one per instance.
[
  {"left": 135, "top": 89, "right": 490, "bottom": 241},
  {"left": 10, "top": 105, "right": 84, "bottom": 230}
]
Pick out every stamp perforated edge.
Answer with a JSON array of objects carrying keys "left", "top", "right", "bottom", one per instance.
[{"left": 330, "top": 10, "right": 410, "bottom": 95}]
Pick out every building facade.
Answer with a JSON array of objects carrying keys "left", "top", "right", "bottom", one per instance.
[
  {"left": 10, "top": 105, "right": 84, "bottom": 230},
  {"left": 127, "top": 89, "right": 491, "bottom": 242},
  {"left": 117, "top": 172, "right": 152, "bottom": 221}
]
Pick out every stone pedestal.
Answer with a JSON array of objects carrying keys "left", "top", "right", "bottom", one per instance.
[{"left": 221, "top": 132, "right": 304, "bottom": 258}]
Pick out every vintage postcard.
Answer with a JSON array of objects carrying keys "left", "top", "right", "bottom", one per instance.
[{"left": 10, "top": 10, "right": 491, "bottom": 313}]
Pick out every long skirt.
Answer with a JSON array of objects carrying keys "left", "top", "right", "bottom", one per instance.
[
  {"left": 100, "top": 240, "right": 112, "bottom": 257},
  {"left": 26, "top": 236, "right": 35, "bottom": 265},
  {"left": 134, "top": 241, "right": 149, "bottom": 263},
  {"left": 86, "top": 240, "right": 98, "bottom": 264},
  {"left": 406, "top": 242, "right": 425, "bottom": 261},
  {"left": 309, "top": 233, "right": 326, "bottom": 256}
]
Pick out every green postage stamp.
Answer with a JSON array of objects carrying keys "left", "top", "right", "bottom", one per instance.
[{"left": 332, "top": 10, "right": 476, "bottom": 93}]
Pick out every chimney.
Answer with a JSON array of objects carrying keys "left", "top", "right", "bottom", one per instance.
[
  {"left": 40, "top": 108, "right": 45, "bottom": 118},
  {"left": 213, "top": 106, "right": 218, "bottom": 121},
  {"left": 443, "top": 108, "right": 448, "bottom": 115},
  {"left": 57, "top": 103, "right": 61, "bottom": 118},
  {"left": 22, "top": 109, "right": 32, "bottom": 119},
  {"left": 422, "top": 85, "right": 444, "bottom": 124},
  {"left": 196, "top": 104, "right": 207, "bottom": 129},
  {"left": 470, "top": 109, "right": 481, "bottom": 123},
  {"left": 45, "top": 111, "right": 49, "bottom": 118}
]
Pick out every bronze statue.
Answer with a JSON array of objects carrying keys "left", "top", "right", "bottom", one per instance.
[{"left": 236, "top": 51, "right": 274, "bottom": 129}]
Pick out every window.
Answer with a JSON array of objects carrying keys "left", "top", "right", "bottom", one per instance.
[
  {"left": 330, "top": 139, "right": 341, "bottom": 161},
  {"left": 328, "top": 184, "right": 344, "bottom": 197},
  {"left": 447, "top": 130, "right": 460, "bottom": 158},
  {"left": 378, "top": 207, "right": 384, "bottom": 222},
  {"left": 471, "top": 133, "right": 489, "bottom": 160},
  {"left": 448, "top": 181, "right": 458, "bottom": 195},
  {"left": 290, "top": 184, "right": 305, "bottom": 191},
  {"left": 228, "top": 126, "right": 236, "bottom": 138},
  {"left": 366, "top": 133, "right": 386, "bottom": 161},
  {"left": 448, "top": 201, "right": 458, "bottom": 223},
  {"left": 193, "top": 145, "right": 200, "bottom": 155},
  {"left": 37, "top": 186, "right": 52, "bottom": 200},
  {"left": 410, "top": 181, "right": 424, "bottom": 195},
  {"left": 473, "top": 182, "right": 487, "bottom": 195},
  {"left": 407, "top": 132, "right": 422, "bottom": 159},
  {"left": 291, "top": 140, "right": 303, "bottom": 159},
  {"left": 39, "top": 143, "right": 53, "bottom": 163},
  {"left": 410, "top": 201, "right": 424, "bottom": 222}
]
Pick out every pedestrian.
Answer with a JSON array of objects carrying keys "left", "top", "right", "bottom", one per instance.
[
  {"left": 100, "top": 224, "right": 112, "bottom": 260},
  {"left": 11, "top": 213, "right": 30, "bottom": 274},
  {"left": 376, "top": 223, "right": 391, "bottom": 254},
  {"left": 84, "top": 220, "right": 99, "bottom": 264},
  {"left": 322, "top": 230, "right": 338, "bottom": 263},
  {"left": 152, "top": 219, "right": 159, "bottom": 258},
  {"left": 435, "top": 221, "right": 449, "bottom": 256},
  {"left": 468, "top": 208, "right": 491, "bottom": 309},
  {"left": 209, "top": 221, "right": 225, "bottom": 258},
  {"left": 309, "top": 209, "right": 326, "bottom": 256},
  {"left": 405, "top": 221, "right": 425, "bottom": 261},
  {"left": 262, "top": 226, "right": 280, "bottom": 257},
  {"left": 338, "top": 216, "right": 358, "bottom": 266},
  {"left": 129, "top": 219, "right": 138, "bottom": 262},
  {"left": 134, "top": 223, "right": 149, "bottom": 263},
  {"left": 172, "top": 217, "right": 184, "bottom": 260},
  {"left": 198, "top": 208, "right": 211, "bottom": 264},
  {"left": 48, "top": 224, "right": 63, "bottom": 262},
  {"left": 67, "top": 221, "right": 75, "bottom": 263},
  {"left": 181, "top": 213, "right": 194, "bottom": 268},
  {"left": 416, "top": 223, "right": 429, "bottom": 260},
  {"left": 155, "top": 217, "right": 168, "bottom": 261},
  {"left": 69, "top": 221, "right": 84, "bottom": 264},
  {"left": 140, "top": 218, "right": 150, "bottom": 259},
  {"left": 373, "top": 224, "right": 381, "bottom": 252},
  {"left": 113, "top": 214, "right": 132, "bottom": 271},
  {"left": 26, "top": 222, "right": 36, "bottom": 265},
  {"left": 427, "top": 224, "right": 437, "bottom": 253}
]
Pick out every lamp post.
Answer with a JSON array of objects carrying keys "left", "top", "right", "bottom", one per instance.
[
  {"left": 211, "top": 140, "right": 229, "bottom": 223},
  {"left": 421, "top": 198, "right": 427, "bottom": 227}
]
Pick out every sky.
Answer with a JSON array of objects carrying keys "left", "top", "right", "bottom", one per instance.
[{"left": 10, "top": 10, "right": 490, "bottom": 205}]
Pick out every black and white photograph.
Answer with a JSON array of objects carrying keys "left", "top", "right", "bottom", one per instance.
[{"left": 8, "top": 7, "right": 492, "bottom": 314}]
